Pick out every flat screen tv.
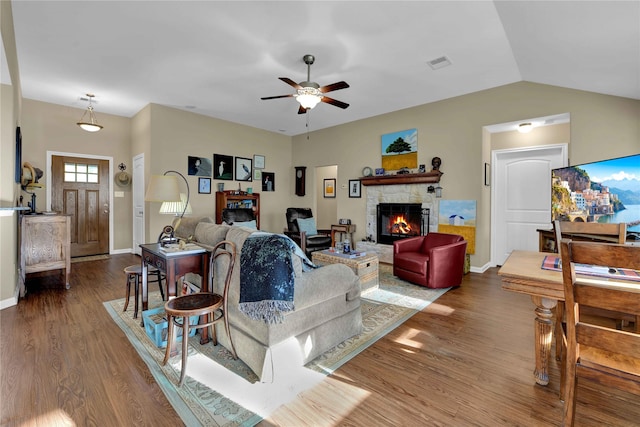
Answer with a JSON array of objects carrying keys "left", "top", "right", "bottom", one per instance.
[{"left": 551, "top": 153, "right": 640, "bottom": 241}]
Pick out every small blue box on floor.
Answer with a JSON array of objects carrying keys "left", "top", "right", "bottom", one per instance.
[{"left": 142, "top": 307, "right": 199, "bottom": 348}]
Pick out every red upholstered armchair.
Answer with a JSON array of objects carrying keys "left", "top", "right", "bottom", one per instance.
[{"left": 393, "top": 233, "right": 467, "bottom": 288}]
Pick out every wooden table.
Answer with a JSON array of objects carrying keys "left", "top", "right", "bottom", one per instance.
[
  {"left": 331, "top": 224, "right": 356, "bottom": 249},
  {"left": 139, "top": 243, "right": 211, "bottom": 342},
  {"left": 498, "top": 250, "right": 639, "bottom": 388},
  {"left": 498, "top": 251, "right": 564, "bottom": 387}
]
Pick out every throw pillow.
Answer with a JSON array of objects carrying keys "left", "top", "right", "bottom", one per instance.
[
  {"left": 296, "top": 217, "right": 318, "bottom": 236},
  {"left": 233, "top": 220, "right": 257, "bottom": 230}
]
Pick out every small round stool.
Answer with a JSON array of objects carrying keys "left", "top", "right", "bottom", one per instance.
[
  {"left": 123, "top": 264, "right": 165, "bottom": 318},
  {"left": 162, "top": 292, "right": 237, "bottom": 386}
]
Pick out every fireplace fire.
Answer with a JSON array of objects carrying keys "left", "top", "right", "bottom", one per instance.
[{"left": 376, "top": 203, "right": 428, "bottom": 244}]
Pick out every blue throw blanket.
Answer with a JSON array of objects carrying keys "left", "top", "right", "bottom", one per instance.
[{"left": 239, "top": 234, "right": 301, "bottom": 324}]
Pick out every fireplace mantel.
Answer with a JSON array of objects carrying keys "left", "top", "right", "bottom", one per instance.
[{"left": 360, "top": 171, "right": 442, "bottom": 186}]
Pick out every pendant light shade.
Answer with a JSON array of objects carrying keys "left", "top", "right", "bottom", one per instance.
[{"left": 77, "top": 94, "right": 103, "bottom": 132}]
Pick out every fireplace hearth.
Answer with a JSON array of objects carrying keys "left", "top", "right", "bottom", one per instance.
[{"left": 376, "top": 203, "right": 429, "bottom": 245}]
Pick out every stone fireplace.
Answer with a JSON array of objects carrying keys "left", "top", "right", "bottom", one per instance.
[
  {"left": 376, "top": 203, "right": 428, "bottom": 244},
  {"left": 364, "top": 184, "right": 439, "bottom": 244}
]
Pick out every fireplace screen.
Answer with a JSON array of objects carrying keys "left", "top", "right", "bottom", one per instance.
[{"left": 376, "top": 203, "right": 428, "bottom": 244}]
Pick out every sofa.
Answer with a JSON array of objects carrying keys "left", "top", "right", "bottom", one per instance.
[
  {"left": 172, "top": 216, "right": 362, "bottom": 382},
  {"left": 393, "top": 233, "right": 467, "bottom": 288}
]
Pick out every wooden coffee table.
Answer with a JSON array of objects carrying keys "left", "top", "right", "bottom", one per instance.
[{"left": 312, "top": 250, "right": 379, "bottom": 292}]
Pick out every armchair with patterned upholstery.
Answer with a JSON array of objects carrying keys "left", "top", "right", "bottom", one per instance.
[
  {"left": 393, "top": 233, "right": 467, "bottom": 288},
  {"left": 284, "top": 207, "right": 332, "bottom": 257}
]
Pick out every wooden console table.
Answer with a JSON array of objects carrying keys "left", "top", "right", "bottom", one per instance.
[{"left": 20, "top": 214, "right": 71, "bottom": 296}]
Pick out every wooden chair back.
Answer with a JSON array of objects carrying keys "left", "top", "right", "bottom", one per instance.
[
  {"left": 553, "top": 220, "right": 626, "bottom": 255},
  {"left": 559, "top": 239, "right": 640, "bottom": 426}
]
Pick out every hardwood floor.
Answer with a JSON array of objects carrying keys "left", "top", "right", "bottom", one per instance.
[{"left": 2, "top": 254, "right": 638, "bottom": 426}]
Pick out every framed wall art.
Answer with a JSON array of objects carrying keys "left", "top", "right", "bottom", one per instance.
[
  {"left": 188, "top": 155, "right": 212, "bottom": 176},
  {"left": 262, "top": 172, "right": 274, "bottom": 191},
  {"left": 381, "top": 128, "right": 418, "bottom": 171},
  {"left": 213, "top": 154, "right": 233, "bottom": 180},
  {"left": 324, "top": 178, "right": 336, "bottom": 198},
  {"left": 348, "top": 180, "right": 361, "bottom": 198},
  {"left": 253, "top": 168, "right": 262, "bottom": 182},
  {"left": 253, "top": 154, "right": 265, "bottom": 169},
  {"left": 235, "top": 157, "right": 252, "bottom": 181},
  {"left": 198, "top": 177, "right": 211, "bottom": 194}
]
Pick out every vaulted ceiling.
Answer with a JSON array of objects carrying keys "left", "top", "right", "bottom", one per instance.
[{"left": 2, "top": 1, "right": 638, "bottom": 136}]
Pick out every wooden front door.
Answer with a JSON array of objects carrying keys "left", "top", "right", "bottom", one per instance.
[{"left": 52, "top": 155, "right": 109, "bottom": 257}]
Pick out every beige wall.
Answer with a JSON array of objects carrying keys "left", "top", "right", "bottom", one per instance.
[
  {"left": 20, "top": 98, "right": 133, "bottom": 251},
  {"left": 142, "top": 104, "right": 292, "bottom": 238},
  {"left": 291, "top": 81, "right": 640, "bottom": 267},
  {"left": 0, "top": 83, "right": 20, "bottom": 304}
]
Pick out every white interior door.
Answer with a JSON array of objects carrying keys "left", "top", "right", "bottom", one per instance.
[
  {"left": 132, "top": 154, "right": 145, "bottom": 255},
  {"left": 491, "top": 144, "right": 567, "bottom": 265}
]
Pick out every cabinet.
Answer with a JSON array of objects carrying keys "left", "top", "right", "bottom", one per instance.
[
  {"left": 215, "top": 191, "right": 260, "bottom": 228},
  {"left": 20, "top": 214, "right": 71, "bottom": 296}
]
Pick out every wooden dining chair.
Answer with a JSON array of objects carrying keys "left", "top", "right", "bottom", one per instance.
[
  {"left": 553, "top": 221, "right": 633, "bottom": 361},
  {"left": 559, "top": 239, "right": 640, "bottom": 426}
]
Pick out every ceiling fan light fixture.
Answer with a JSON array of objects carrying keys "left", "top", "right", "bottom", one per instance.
[
  {"left": 295, "top": 87, "right": 322, "bottom": 109},
  {"left": 77, "top": 94, "right": 103, "bottom": 132}
]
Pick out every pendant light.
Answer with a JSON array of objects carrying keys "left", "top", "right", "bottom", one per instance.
[{"left": 77, "top": 94, "right": 103, "bottom": 132}]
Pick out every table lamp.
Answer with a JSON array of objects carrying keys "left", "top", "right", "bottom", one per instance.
[{"left": 145, "top": 170, "right": 191, "bottom": 242}]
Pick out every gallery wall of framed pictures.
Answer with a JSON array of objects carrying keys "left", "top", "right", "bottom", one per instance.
[{"left": 186, "top": 153, "right": 274, "bottom": 190}]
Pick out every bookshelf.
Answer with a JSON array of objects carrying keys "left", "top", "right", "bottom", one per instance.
[{"left": 215, "top": 191, "right": 260, "bottom": 228}]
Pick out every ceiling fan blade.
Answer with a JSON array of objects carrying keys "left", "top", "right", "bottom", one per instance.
[
  {"left": 279, "top": 77, "right": 302, "bottom": 90},
  {"left": 319, "top": 81, "right": 349, "bottom": 93},
  {"left": 321, "top": 96, "right": 349, "bottom": 109},
  {"left": 297, "top": 105, "right": 308, "bottom": 115},
  {"left": 260, "top": 94, "right": 294, "bottom": 100}
]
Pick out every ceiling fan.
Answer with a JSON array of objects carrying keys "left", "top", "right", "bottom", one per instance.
[{"left": 261, "top": 54, "right": 350, "bottom": 114}]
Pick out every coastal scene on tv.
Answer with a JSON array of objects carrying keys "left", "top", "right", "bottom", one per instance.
[{"left": 552, "top": 154, "right": 640, "bottom": 234}]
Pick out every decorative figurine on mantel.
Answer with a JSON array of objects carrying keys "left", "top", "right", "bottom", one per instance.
[{"left": 431, "top": 157, "right": 442, "bottom": 172}]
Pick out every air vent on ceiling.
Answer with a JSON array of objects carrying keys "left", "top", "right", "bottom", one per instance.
[{"left": 427, "top": 55, "right": 452, "bottom": 70}]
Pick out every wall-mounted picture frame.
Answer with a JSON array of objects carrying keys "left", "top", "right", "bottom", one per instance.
[
  {"left": 324, "top": 178, "right": 336, "bottom": 198},
  {"left": 262, "top": 172, "right": 274, "bottom": 191},
  {"left": 235, "top": 157, "right": 252, "bottom": 181},
  {"left": 198, "top": 177, "right": 211, "bottom": 194},
  {"left": 213, "top": 154, "right": 233, "bottom": 180},
  {"left": 15, "top": 127, "right": 22, "bottom": 183},
  {"left": 253, "top": 154, "right": 265, "bottom": 169},
  {"left": 188, "top": 155, "right": 212, "bottom": 176},
  {"left": 253, "top": 168, "right": 262, "bottom": 182},
  {"left": 484, "top": 162, "right": 491, "bottom": 186},
  {"left": 349, "top": 179, "right": 361, "bottom": 198}
]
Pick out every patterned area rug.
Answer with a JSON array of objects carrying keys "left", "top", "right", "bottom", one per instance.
[{"left": 103, "top": 264, "right": 448, "bottom": 426}]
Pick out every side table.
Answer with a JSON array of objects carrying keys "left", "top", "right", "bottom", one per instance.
[
  {"left": 331, "top": 224, "right": 356, "bottom": 250},
  {"left": 139, "top": 243, "right": 210, "bottom": 338}
]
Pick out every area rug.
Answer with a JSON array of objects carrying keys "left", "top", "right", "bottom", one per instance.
[
  {"left": 103, "top": 264, "right": 448, "bottom": 426},
  {"left": 71, "top": 254, "right": 110, "bottom": 263}
]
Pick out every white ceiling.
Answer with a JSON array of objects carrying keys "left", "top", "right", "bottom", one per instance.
[{"left": 3, "top": 1, "right": 639, "bottom": 136}]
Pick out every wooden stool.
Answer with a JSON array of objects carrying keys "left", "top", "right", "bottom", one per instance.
[
  {"left": 162, "top": 292, "right": 237, "bottom": 386},
  {"left": 123, "top": 264, "right": 165, "bottom": 318}
]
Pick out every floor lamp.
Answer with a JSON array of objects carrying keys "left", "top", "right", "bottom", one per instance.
[{"left": 145, "top": 170, "right": 191, "bottom": 243}]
